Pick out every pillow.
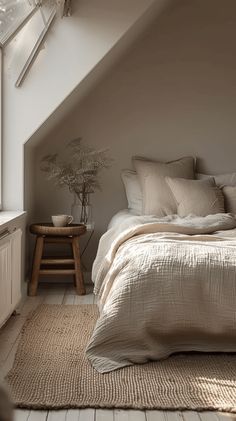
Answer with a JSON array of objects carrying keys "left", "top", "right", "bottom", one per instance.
[
  {"left": 222, "top": 186, "right": 236, "bottom": 214},
  {"left": 121, "top": 170, "right": 142, "bottom": 214},
  {"left": 134, "top": 156, "right": 195, "bottom": 216},
  {"left": 197, "top": 172, "right": 236, "bottom": 187},
  {"left": 166, "top": 177, "right": 225, "bottom": 217}
]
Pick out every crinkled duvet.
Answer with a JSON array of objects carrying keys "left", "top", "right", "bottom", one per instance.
[{"left": 86, "top": 213, "right": 236, "bottom": 373}]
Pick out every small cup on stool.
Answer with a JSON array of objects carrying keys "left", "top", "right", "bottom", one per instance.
[{"left": 52, "top": 215, "right": 73, "bottom": 227}]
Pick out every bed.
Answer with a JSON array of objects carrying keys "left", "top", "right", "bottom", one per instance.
[
  {"left": 86, "top": 211, "right": 236, "bottom": 373},
  {"left": 86, "top": 157, "right": 236, "bottom": 373}
]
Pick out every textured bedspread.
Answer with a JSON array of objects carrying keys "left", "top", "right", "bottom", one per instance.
[{"left": 87, "top": 213, "right": 236, "bottom": 373}]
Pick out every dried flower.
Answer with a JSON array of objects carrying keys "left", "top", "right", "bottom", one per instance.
[{"left": 40, "top": 138, "right": 113, "bottom": 203}]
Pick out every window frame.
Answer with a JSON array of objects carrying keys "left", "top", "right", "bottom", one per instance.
[
  {"left": 0, "top": 1, "right": 51, "bottom": 209},
  {"left": 0, "top": 2, "right": 39, "bottom": 48}
]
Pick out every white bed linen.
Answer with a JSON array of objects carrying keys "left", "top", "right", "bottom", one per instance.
[
  {"left": 107, "top": 209, "right": 139, "bottom": 230},
  {"left": 108, "top": 209, "right": 236, "bottom": 237},
  {"left": 87, "top": 213, "right": 236, "bottom": 373}
]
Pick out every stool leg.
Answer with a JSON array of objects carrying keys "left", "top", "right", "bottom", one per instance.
[
  {"left": 28, "top": 236, "right": 44, "bottom": 296},
  {"left": 72, "top": 237, "right": 86, "bottom": 295}
]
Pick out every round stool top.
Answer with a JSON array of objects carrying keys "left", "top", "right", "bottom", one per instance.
[{"left": 30, "top": 223, "right": 87, "bottom": 237}]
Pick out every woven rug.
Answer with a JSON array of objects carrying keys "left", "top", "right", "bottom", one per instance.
[{"left": 6, "top": 304, "right": 236, "bottom": 411}]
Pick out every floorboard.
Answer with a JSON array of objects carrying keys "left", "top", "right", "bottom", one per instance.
[
  {"left": 96, "top": 409, "right": 114, "bottom": 421},
  {"left": 28, "top": 410, "right": 49, "bottom": 420},
  {"left": 78, "top": 408, "right": 95, "bottom": 421},
  {"left": 146, "top": 411, "right": 166, "bottom": 421},
  {"left": 47, "top": 410, "right": 67, "bottom": 420},
  {"left": 74, "top": 294, "right": 94, "bottom": 304},
  {"left": 165, "top": 412, "right": 184, "bottom": 421},
  {"left": 0, "top": 284, "right": 233, "bottom": 421},
  {"left": 182, "top": 411, "right": 201, "bottom": 421},
  {"left": 200, "top": 412, "right": 219, "bottom": 421},
  {"left": 43, "top": 289, "right": 66, "bottom": 304},
  {"left": 216, "top": 413, "right": 236, "bottom": 421},
  {"left": 66, "top": 409, "right": 81, "bottom": 421},
  {"left": 114, "top": 409, "right": 146, "bottom": 421},
  {"left": 14, "top": 409, "right": 31, "bottom": 421},
  {"left": 63, "top": 294, "right": 76, "bottom": 304}
]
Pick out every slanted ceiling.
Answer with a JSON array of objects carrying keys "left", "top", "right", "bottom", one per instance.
[
  {"left": 3, "top": 0, "right": 171, "bottom": 210},
  {"left": 27, "top": 0, "right": 172, "bottom": 149}
]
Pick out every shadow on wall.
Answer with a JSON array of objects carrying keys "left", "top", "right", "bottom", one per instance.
[{"left": 25, "top": 0, "right": 236, "bottom": 271}]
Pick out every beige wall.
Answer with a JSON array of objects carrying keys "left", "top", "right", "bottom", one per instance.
[
  {"left": 30, "top": 0, "right": 236, "bottom": 269},
  {"left": 4, "top": 0, "right": 159, "bottom": 211}
]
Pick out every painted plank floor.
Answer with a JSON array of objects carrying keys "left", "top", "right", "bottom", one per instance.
[{"left": 0, "top": 283, "right": 235, "bottom": 421}]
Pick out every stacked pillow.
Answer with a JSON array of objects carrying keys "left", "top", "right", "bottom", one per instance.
[
  {"left": 197, "top": 172, "right": 236, "bottom": 187},
  {"left": 121, "top": 170, "right": 142, "bottom": 214},
  {"left": 121, "top": 156, "right": 236, "bottom": 217},
  {"left": 121, "top": 156, "right": 195, "bottom": 215},
  {"left": 133, "top": 156, "right": 195, "bottom": 217},
  {"left": 223, "top": 186, "right": 236, "bottom": 214},
  {"left": 196, "top": 171, "right": 236, "bottom": 215},
  {"left": 166, "top": 177, "right": 224, "bottom": 217}
]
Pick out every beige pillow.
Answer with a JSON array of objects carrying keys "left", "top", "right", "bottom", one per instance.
[
  {"left": 134, "top": 156, "right": 195, "bottom": 216},
  {"left": 222, "top": 186, "right": 236, "bottom": 214},
  {"left": 166, "top": 177, "right": 225, "bottom": 217},
  {"left": 197, "top": 172, "right": 236, "bottom": 187},
  {"left": 121, "top": 170, "right": 142, "bottom": 214}
]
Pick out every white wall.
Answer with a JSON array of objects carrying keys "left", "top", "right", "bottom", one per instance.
[
  {"left": 3, "top": 0, "right": 161, "bottom": 211},
  {"left": 29, "top": 0, "right": 236, "bottom": 269}
]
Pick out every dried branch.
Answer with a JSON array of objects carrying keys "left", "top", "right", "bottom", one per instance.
[{"left": 40, "top": 138, "right": 113, "bottom": 200}]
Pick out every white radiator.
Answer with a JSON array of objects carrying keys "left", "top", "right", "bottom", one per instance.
[{"left": 0, "top": 229, "right": 22, "bottom": 327}]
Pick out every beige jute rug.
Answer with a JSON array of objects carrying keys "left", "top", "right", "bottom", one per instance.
[{"left": 6, "top": 304, "right": 236, "bottom": 411}]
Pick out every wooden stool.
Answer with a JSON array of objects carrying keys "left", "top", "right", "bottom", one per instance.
[{"left": 29, "top": 223, "right": 86, "bottom": 296}]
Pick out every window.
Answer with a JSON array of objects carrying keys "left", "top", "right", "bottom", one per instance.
[
  {"left": 0, "top": 1, "right": 38, "bottom": 47},
  {"left": 0, "top": 1, "right": 71, "bottom": 208},
  {"left": 0, "top": 0, "right": 39, "bottom": 208}
]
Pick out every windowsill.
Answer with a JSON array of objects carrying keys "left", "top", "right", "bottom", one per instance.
[{"left": 0, "top": 211, "right": 26, "bottom": 231}]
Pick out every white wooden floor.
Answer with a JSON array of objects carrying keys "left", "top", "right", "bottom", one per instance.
[{"left": 0, "top": 283, "right": 235, "bottom": 421}]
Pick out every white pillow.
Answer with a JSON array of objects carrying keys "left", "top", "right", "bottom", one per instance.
[
  {"left": 222, "top": 186, "right": 236, "bottom": 214},
  {"left": 134, "top": 156, "right": 195, "bottom": 216},
  {"left": 197, "top": 172, "right": 236, "bottom": 187},
  {"left": 166, "top": 177, "right": 225, "bottom": 217},
  {"left": 121, "top": 170, "right": 142, "bottom": 214}
]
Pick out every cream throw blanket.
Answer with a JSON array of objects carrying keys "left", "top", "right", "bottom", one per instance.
[{"left": 87, "top": 213, "right": 236, "bottom": 373}]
